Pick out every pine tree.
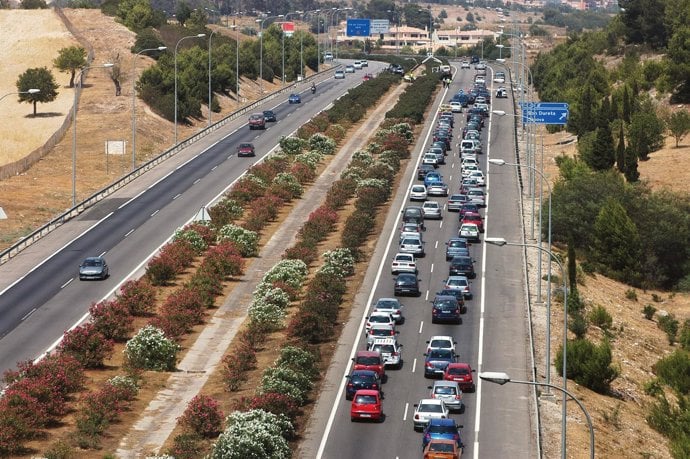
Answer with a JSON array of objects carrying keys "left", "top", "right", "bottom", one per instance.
[
  {"left": 616, "top": 124, "right": 626, "bottom": 172},
  {"left": 622, "top": 86, "right": 631, "bottom": 123},
  {"left": 583, "top": 126, "right": 615, "bottom": 170},
  {"left": 624, "top": 145, "right": 640, "bottom": 182},
  {"left": 593, "top": 198, "right": 642, "bottom": 284}
]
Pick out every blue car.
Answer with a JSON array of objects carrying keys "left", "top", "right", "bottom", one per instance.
[
  {"left": 424, "top": 172, "right": 443, "bottom": 187},
  {"left": 288, "top": 93, "right": 301, "bottom": 104},
  {"left": 345, "top": 370, "right": 381, "bottom": 400},
  {"left": 424, "top": 348, "right": 457, "bottom": 378},
  {"left": 422, "top": 418, "right": 464, "bottom": 449}
]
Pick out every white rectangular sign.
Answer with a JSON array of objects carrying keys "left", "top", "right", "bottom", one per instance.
[{"left": 370, "top": 19, "right": 390, "bottom": 34}]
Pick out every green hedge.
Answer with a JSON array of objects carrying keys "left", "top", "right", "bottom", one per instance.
[{"left": 385, "top": 64, "right": 441, "bottom": 123}]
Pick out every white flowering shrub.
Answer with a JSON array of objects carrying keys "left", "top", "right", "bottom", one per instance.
[
  {"left": 248, "top": 298, "right": 286, "bottom": 330},
  {"left": 279, "top": 136, "right": 306, "bottom": 155},
  {"left": 245, "top": 173, "right": 267, "bottom": 187},
  {"left": 272, "top": 172, "right": 303, "bottom": 198},
  {"left": 173, "top": 228, "right": 207, "bottom": 254},
  {"left": 378, "top": 150, "right": 402, "bottom": 171},
  {"left": 255, "top": 259, "right": 308, "bottom": 295},
  {"left": 217, "top": 224, "right": 259, "bottom": 257},
  {"left": 351, "top": 150, "right": 374, "bottom": 167},
  {"left": 356, "top": 177, "right": 389, "bottom": 192},
  {"left": 308, "top": 133, "right": 336, "bottom": 155},
  {"left": 258, "top": 286, "right": 290, "bottom": 309},
  {"left": 319, "top": 248, "right": 356, "bottom": 278},
  {"left": 294, "top": 151, "right": 323, "bottom": 169},
  {"left": 124, "top": 325, "right": 180, "bottom": 371},
  {"left": 341, "top": 165, "right": 366, "bottom": 182},
  {"left": 260, "top": 367, "right": 312, "bottom": 404},
  {"left": 276, "top": 345, "right": 319, "bottom": 379},
  {"left": 107, "top": 374, "right": 139, "bottom": 394},
  {"left": 210, "top": 409, "right": 293, "bottom": 459},
  {"left": 390, "top": 122, "right": 413, "bottom": 141}
]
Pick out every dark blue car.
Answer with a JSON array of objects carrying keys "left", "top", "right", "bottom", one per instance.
[
  {"left": 424, "top": 348, "right": 457, "bottom": 378},
  {"left": 422, "top": 418, "right": 464, "bottom": 449},
  {"left": 288, "top": 93, "right": 301, "bottom": 104},
  {"left": 345, "top": 370, "right": 381, "bottom": 400},
  {"left": 431, "top": 295, "right": 462, "bottom": 325}
]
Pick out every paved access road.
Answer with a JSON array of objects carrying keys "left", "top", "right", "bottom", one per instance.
[
  {"left": 0, "top": 61, "right": 386, "bottom": 378},
  {"left": 308, "top": 62, "right": 539, "bottom": 459}
]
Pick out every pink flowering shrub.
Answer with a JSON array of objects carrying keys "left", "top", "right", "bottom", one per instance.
[
  {"left": 178, "top": 394, "right": 224, "bottom": 438},
  {"left": 117, "top": 278, "right": 157, "bottom": 316},
  {"left": 89, "top": 299, "right": 133, "bottom": 341},
  {"left": 202, "top": 241, "right": 245, "bottom": 278},
  {"left": 58, "top": 322, "right": 114, "bottom": 368}
]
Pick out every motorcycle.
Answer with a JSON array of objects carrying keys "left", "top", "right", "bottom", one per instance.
[{"left": 311, "top": 85, "right": 316, "bottom": 94}]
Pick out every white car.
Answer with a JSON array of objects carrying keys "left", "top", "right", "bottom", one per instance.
[
  {"left": 469, "top": 170, "right": 485, "bottom": 186},
  {"left": 422, "top": 201, "right": 442, "bottom": 220},
  {"left": 449, "top": 101, "right": 463, "bottom": 113},
  {"left": 461, "top": 164, "right": 480, "bottom": 177},
  {"left": 345, "top": 65, "right": 355, "bottom": 73},
  {"left": 410, "top": 184, "right": 428, "bottom": 201},
  {"left": 461, "top": 157, "right": 478, "bottom": 168},
  {"left": 391, "top": 253, "right": 417, "bottom": 274},
  {"left": 474, "top": 75, "right": 486, "bottom": 85},
  {"left": 368, "top": 338, "right": 403, "bottom": 368},
  {"left": 460, "top": 61, "right": 470, "bottom": 69},
  {"left": 493, "top": 72, "right": 506, "bottom": 83},
  {"left": 334, "top": 70, "right": 345, "bottom": 79},
  {"left": 373, "top": 297, "right": 404, "bottom": 323},
  {"left": 353, "top": 60, "right": 363, "bottom": 69},
  {"left": 365, "top": 311, "right": 395, "bottom": 331},
  {"left": 412, "top": 398, "right": 450, "bottom": 431},
  {"left": 443, "top": 275, "right": 472, "bottom": 299},
  {"left": 428, "top": 380, "right": 464, "bottom": 413},
  {"left": 423, "top": 153, "right": 439, "bottom": 168},
  {"left": 474, "top": 96, "right": 487, "bottom": 105},
  {"left": 399, "top": 230, "right": 423, "bottom": 244},
  {"left": 366, "top": 323, "right": 397, "bottom": 346},
  {"left": 466, "top": 188, "right": 486, "bottom": 207},
  {"left": 496, "top": 87, "right": 508, "bottom": 98},
  {"left": 426, "top": 335, "right": 457, "bottom": 354},
  {"left": 361, "top": 59, "right": 369, "bottom": 67},
  {"left": 459, "top": 222, "right": 480, "bottom": 242}
]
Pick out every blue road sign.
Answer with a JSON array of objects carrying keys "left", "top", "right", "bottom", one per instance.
[
  {"left": 347, "top": 19, "right": 370, "bottom": 37},
  {"left": 521, "top": 107, "right": 569, "bottom": 125},
  {"left": 519, "top": 101, "right": 569, "bottom": 110}
]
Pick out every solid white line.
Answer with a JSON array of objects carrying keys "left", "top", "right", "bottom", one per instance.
[
  {"left": 21, "top": 308, "right": 36, "bottom": 321},
  {"left": 60, "top": 279, "right": 73, "bottom": 289},
  {"left": 315, "top": 80, "right": 450, "bottom": 459},
  {"left": 403, "top": 403, "right": 409, "bottom": 421},
  {"left": 473, "top": 76, "right": 497, "bottom": 459}
]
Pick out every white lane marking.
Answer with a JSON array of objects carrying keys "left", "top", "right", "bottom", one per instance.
[
  {"left": 193, "top": 178, "right": 201, "bottom": 185},
  {"left": 124, "top": 229, "right": 135, "bottom": 238},
  {"left": 412, "top": 359, "right": 417, "bottom": 374},
  {"left": 21, "top": 308, "right": 36, "bottom": 321},
  {"left": 430, "top": 263, "right": 434, "bottom": 273},
  {"left": 172, "top": 193, "right": 181, "bottom": 200},
  {"left": 425, "top": 290, "right": 429, "bottom": 301},
  {"left": 99, "top": 251, "right": 107, "bottom": 257},
  {"left": 60, "top": 279, "right": 73, "bottom": 289},
  {"left": 211, "top": 165, "right": 218, "bottom": 171},
  {"left": 435, "top": 241, "right": 439, "bottom": 249},
  {"left": 473, "top": 79, "right": 496, "bottom": 459},
  {"left": 403, "top": 403, "right": 409, "bottom": 421},
  {"left": 440, "top": 221, "right": 443, "bottom": 229},
  {"left": 150, "top": 210, "right": 159, "bottom": 217},
  {"left": 418, "top": 321, "right": 424, "bottom": 334}
]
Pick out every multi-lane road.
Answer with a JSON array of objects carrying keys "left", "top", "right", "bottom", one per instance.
[
  {"left": 304, "top": 62, "right": 539, "bottom": 459},
  {"left": 0, "top": 61, "right": 386, "bottom": 377}
]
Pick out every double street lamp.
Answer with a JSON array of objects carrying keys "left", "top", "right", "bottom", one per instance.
[
  {"left": 257, "top": 14, "right": 284, "bottom": 94},
  {"left": 132, "top": 46, "right": 166, "bottom": 169},
  {"left": 480, "top": 371, "right": 594, "bottom": 459},
  {"left": 174, "top": 33, "right": 206, "bottom": 145},
  {"left": 1, "top": 88, "right": 40, "bottom": 102},
  {"left": 208, "top": 29, "right": 217, "bottom": 126},
  {"left": 485, "top": 237, "right": 569, "bottom": 459}
]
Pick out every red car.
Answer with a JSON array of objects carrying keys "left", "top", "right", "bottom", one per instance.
[
  {"left": 461, "top": 212, "right": 484, "bottom": 233},
  {"left": 443, "top": 363, "right": 476, "bottom": 392},
  {"left": 350, "top": 389, "right": 383, "bottom": 422},
  {"left": 363, "top": 73, "right": 374, "bottom": 81},
  {"left": 352, "top": 350, "right": 385, "bottom": 380},
  {"left": 237, "top": 142, "right": 255, "bottom": 157}
]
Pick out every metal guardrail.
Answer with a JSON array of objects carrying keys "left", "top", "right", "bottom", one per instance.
[{"left": 0, "top": 67, "right": 338, "bottom": 265}]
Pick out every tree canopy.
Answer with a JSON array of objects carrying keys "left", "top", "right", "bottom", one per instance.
[
  {"left": 53, "top": 46, "right": 87, "bottom": 88},
  {"left": 15, "top": 67, "right": 59, "bottom": 116}
]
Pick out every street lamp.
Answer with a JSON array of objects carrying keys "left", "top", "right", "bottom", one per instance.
[
  {"left": 72, "top": 63, "right": 113, "bottom": 207},
  {"left": 387, "top": 9, "right": 400, "bottom": 55},
  {"left": 282, "top": 12, "right": 302, "bottom": 86},
  {"left": 257, "top": 14, "right": 284, "bottom": 94},
  {"left": 208, "top": 29, "right": 217, "bottom": 126},
  {"left": 484, "top": 237, "right": 569, "bottom": 459},
  {"left": 132, "top": 46, "right": 166, "bottom": 169},
  {"left": 0, "top": 88, "right": 40, "bottom": 102},
  {"left": 174, "top": 33, "right": 206, "bottom": 145},
  {"left": 480, "top": 371, "right": 594, "bottom": 459},
  {"left": 489, "top": 157, "right": 553, "bottom": 384},
  {"left": 332, "top": 8, "right": 351, "bottom": 60}
]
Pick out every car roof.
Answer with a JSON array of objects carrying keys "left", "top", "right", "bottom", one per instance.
[
  {"left": 429, "top": 335, "right": 454, "bottom": 342},
  {"left": 418, "top": 398, "right": 445, "bottom": 406},
  {"left": 356, "top": 350, "right": 381, "bottom": 357},
  {"left": 429, "top": 418, "right": 458, "bottom": 427},
  {"left": 352, "top": 369, "right": 378, "bottom": 376},
  {"left": 372, "top": 338, "right": 398, "bottom": 346},
  {"left": 368, "top": 323, "right": 394, "bottom": 331},
  {"left": 434, "top": 295, "right": 458, "bottom": 301},
  {"left": 433, "top": 380, "right": 460, "bottom": 388}
]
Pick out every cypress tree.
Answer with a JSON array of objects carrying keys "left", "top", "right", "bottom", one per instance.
[
  {"left": 616, "top": 124, "right": 626, "bottom": 172},
  {"left": 622, "top": 86, "right": 632, "bottom": 123},
  {"left": 624, "top": 145, "right": 640, "bottom": 182}
]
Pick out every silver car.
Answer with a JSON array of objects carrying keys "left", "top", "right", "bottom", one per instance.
[
  {"left": 428, "top": 380, "right": 464, "bottom": 413},
  {"left": 79, "top": 256, "right": 109, "bottom": 280},
  {"left": 422, "top": 201, "right": 443, "bottom": 220},
  {"left": 447, "top": 194, "right": 468, "bottom": 211},
  {"left": 427, "top": 182, "right": 449, "bottom": 197},
  {"left": 400, "top": 236, "right": 425, "bottom": 257},
  {"left": 466, "top": 188, "right": 486, "bottom": 207},
  {"left": 373, "top": 297, "right": 404, "bottom": 324}
]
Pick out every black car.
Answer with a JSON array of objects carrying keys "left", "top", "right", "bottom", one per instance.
[
  {"left": 431, "top": 295, "right": 462, "bottom": 324},
  {"left": 424, "top": 348, "right": 458, "bottom": 377},
  {"left": 417, "top": 164, "right": 436, "bottom": 180},
  {"left": 402, "top": 206, "right": 425, "bottom": 229},
  {"left": 263, "top": 110, "right": 277, "bottom": 122},
  {"left": 345, "top": 370, "right": 381, "bottom": 400},
  {"left": 394, "top": 273, "right": 421, "bottom": 296},
  {"left": 449, "top": 256, "right": 476, "bottom": 278},
  {"left": 388, "top": 63, "right": 404, "bottom": 75},
  {"left": 436, "top": 289, "right": 466, "bottom": 313}
]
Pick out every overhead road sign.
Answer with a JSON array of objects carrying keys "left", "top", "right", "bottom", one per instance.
[
  {"left": 347, "top": 19, "right": 370, "bottom": 37},
  {"left": 370, "top": 19, "right": 390, "bottom": 34},
  {"left": 519, "top": 101, "right": 569, "bottom": 125}
]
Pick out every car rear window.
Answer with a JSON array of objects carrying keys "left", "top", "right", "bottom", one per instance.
[
  {"left": 420, "top": 403, "right": 444, "bottom": 413},
  {"left": 429, "top": 425, "right": 458, "bottom": 434},
  {"left": 449, "top": 367, "right": 469, "bottom": 375},
  {"left": 429, "top": 442, "right": 455, "bottom": 452},
  {"left": 357, "top": 356, "right": 381, "bottom": 365},
  {"left": 434, "top": 386, "right": 457, "bottom": 395},
  {"left": 429, "top": 349, "right": 453, "bottom": 359},
  {"left": 355, "top": 394, "right": 377, "bottom": 404},
  {"left": 430, "top": 339, "right": 452, "bottom": 348}
]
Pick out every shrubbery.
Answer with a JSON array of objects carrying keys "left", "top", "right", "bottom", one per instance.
[
  {"left": 217, "top": 224, "right": 259, "bottom": 257},
  {"left": 210, "top": 409, "right": 293, "bottom": 459},
  {"left": 117, "top": 278, "right": 157, "bottom": 316},
  {"left": 58, "top": 323, "right": 114, "bottom": 368},
  {"left": 124, "top": 325, "right": 180, "bottom": 371},
  {"left": 178, "top": 395, "right": 224, "bottom": 438},
  {"left": 555, "top": 338, "right": 619, "bottom": 393}
]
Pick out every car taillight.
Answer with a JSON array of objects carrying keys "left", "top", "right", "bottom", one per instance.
[
  {"left": 392, "top": 352, "right": 399, "bottom": 357},
  {"left": 426, "top": 362, "right": 434, "bottom": 368},
  {"left": 414, "top": 414, "right": 420, "bottom": 420},
  {"left": 454, "top": 309, "right": 459, "bottom": 314},
  {"left": 347, "top": 383, "right": 353, "bottom": 388}
]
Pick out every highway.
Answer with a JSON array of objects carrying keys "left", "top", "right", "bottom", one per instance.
[
  {"left": 311, "top": 62, "right": 539, "bottom": 459},
  {"left": 0, "top": 61, "right": 386, "bottom": 378}
]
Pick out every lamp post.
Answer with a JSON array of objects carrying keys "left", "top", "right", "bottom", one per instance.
[
  {"left": 324, "top": 8, "right": 338, "bottom": 56},
  {"left": 208, "top": 29, "right": 217, "bottom": 126},
  {"left": 480, "top": 371, "right": 594, "bottom": 459},
  {"left": 132, "top": 46, "right": 166, "bottom": 169},
  {"left": 174, "top": 33, "right": 205, "bottom": 145},
  {"left": 332, "top": 8, "right": 350, "bottom": 60},
  {"left": 72, "top": 63, "right": 113, "bottom": 207},
  {"left": 282, "top": 12, "right": 301, "bottom": 86},
  {"left": 231, "top": 9, "right": 241, "bottom": 103},
  {"left": 0, "top": 88, "right": 40, "bottom": 102},
  {"left": 489, "top": 158, "right": 553, "bottom": 383},
  {"left": 257, "top": 14, "right": 284, "bottom": 94},
  {"left": 484, "top": 237, "right": 569, "bottom": 459}
]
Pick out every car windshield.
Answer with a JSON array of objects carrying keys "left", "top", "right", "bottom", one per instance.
[
  {"left": 449, "top": 240, "right": 465, "bottom": 247},
  {"left": 371, "top": 329, "right": 392, "bottom": 337},
  {"left": 239, "top": 143, "right": 252, "bottom": 148},
  {"left": 402, "top": 239, "right": 420, "bottom": 245},
  {"left": 370, "top": 315, "right": 390, "bottom": 323},
  {"left": 357, "top": 356, "right": 381, "bottom": 365},
  {"left": 355, "top": 394, "right": 377, "bottom": 404},
  {"left": 429, "top": 425, "right": 459, "bottom": 434},
  {"left": 429, "top": 443, "right": 456, "bottom": 452},
  {"left": 420, "top": 403, "right": 444, "bottom": 413},
  {"left": 82, "top": 259, "right": 101, "bottom": 266},
  {"left": 429, "top": 349, "right": 453, "bottom": 359},
  {"left": 352, "top": 374, "right": 376, "bottom": 384},
  {"left": 373, "top": 345, "right": 395, "bottom": 353},
  {"left": 434, "top": 386, "right": 457, "bottom": 395}
]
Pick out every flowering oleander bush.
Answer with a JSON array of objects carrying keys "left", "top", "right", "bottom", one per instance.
[
  {"left": 287, "top": 310, "right": 333, "bottom": 343},
  {"left": 201, "top": 241, "right": 245, "bottom": 278},
  {"left": 289, "top": 161, "right": 316, "bottom": 184},
  {"left": 294, "top": 150, "right": 323, "bottom": 170},
  {"left": 298, "top": 205, "right": 338, "bottom": 245},
  {"left": 208, "top": 197, "right": 244, "bottom": 227},
  {"left": 379, "top": 130, "right": 412, "bottom": 158},
  {"left": 259, "top": 367, "right": 312, "bottom": 405},
  {"left": 351, "top": 150, "right": 375, "bottom": 167},
  {"left": 325, "top": 123, "right": 346, "bottom": 142},
  {"left": 107, "top": 375, "right": 139, "bottom": 401},
  {"left": 74, "top": 381, "right": 135, "bottom": 438},
  {"left": 278, "top": 136, "right": 306, "bottom": 155},
  {"left": 89, "top": 299, "right": 133, "bottom": 341},
  {"left": 3, "top": 353, "right": 85, "bottom": 395},
  {"left": 58, "top": 322, "right": 114, "bottom": 368},
  {"left": 145, "top": 252, "right": 177, "bottom": 286},
  {"left": 283, "top": 243, "right": 319, "bottom": 265},
  {"left": 275, "top": 345, "right": 319, "bottom": 380},
  {"left": 270, "top": 172, "right": 303, "bottom": 199},
  {"left": 161, "top": 239, "right": 197, "bottom": 273},
  {"left": 340, "top": 165, "right": 366, "bottom": 182},
  {"left": 319, "top": 248, "right": 356, "bottom": 278},
  {"left": 124, "top": 325, "right": 180, "bottom": 371},
  {"left": 342, "top": 209, "right": 374, "bottom": 251},
  {"left": 178, "top": 394, "right": 224, "bottom": 438},
  {"left": 378, "top": 149, "right": 402, "bottom": 172},
  {"left": 117, "top": 278, "right": 157, "bottom": 316},
  {"left": 308, "top": 133, "right": 337, "bottom": 155},
  {"left": 173, "top": 227, "right": 209, "bottom": 255},
  {"left": 325, "top": 177, "right": 357, "bottom": 209},
  {"left": 246, "top": 161, "right": 282, "bottom": 185},
  {"left": 210, "top": 409, "right": 293, "bottom": 459},
  {"left": 186, "top": 269, "right": 223, "bottom": 308},
  {"left": 217, "top": 224, "right": 259, "bottom": 257},
  {"left": 238, "top": 392, "right": 300, "bottom": 423},
  {"left": 248, "top": 297, "right": 286, "bottom": 330},
  {"left": 242, "top": 194, "right": 284, "bottom": 232},
  {"left": 1, "top": 386, "right": 49, "bottom": 430},
  {"left": 150, "top": 287, "right": 205, "bottom": 339},
  {"left": 227, "top": 174, "right": 267, "bottom": 204},
  {"left": 364, "top": 162, "right": 396, "bottom": 184},
  {"left": 253, "top": 259, "right": 308, "bottom": 299}
]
